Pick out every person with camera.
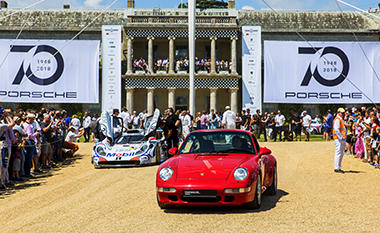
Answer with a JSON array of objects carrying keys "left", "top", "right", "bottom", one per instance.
[
  {"left": 0, "top": 109, "right": 15, "bottom": 189},
  {"left": 40, "top": 114, "right": 55, "bottom": 169},
  {"left": 344, "top": 112, "right": 355, "bottom": 155},
  {"left": 23, "top": 113, "right": 40, "bottom": 178}
]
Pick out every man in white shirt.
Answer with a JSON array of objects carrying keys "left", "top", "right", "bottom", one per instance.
[
  {"left": 179, "top": 110, "right": 191, "bottom": 138},
  {"left": 131, "top": 111, "right": 141, "bottom": 129},
  {"left": 83, "top": 112, "right": 92, "bottom": 142},
  {"left": 63, "top": 126, "right": 84, "bottom": 155},
  {"left": 222, "top": 106, "right": 236, "bottom": 129},
  {"left": 274, "top": 110, "right": 285, "bottom": 142},
  {"left": 119, "top": 107, "right": 131, "bottom": 130},
  {"left": 302, "top": 111, "right": 312, "bottom": 141},
  {"left": 222, "top": 106, "right": 236, "bottom": 143},
  {"left": 71, "top": 115, "right": 81, "bottom": 142}
]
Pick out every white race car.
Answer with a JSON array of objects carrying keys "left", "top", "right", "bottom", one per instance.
[
  {"left": 309, "top": 120, "right": 322, "bottom": 134},
  {"left": 92, "top": 109, "right": 168, "bottom": 168}
]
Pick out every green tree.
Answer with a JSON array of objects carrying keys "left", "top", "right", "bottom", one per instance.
[
  {"left": 59, "top": 103, "right": 83, "bottom": 117},
  {"left": 178, "top": 0, "right": 228, "bottom": 9}
]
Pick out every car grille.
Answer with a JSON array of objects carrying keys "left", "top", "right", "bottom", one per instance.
[
  {"left": 180, "top": 196, "right": 222, "bottom": 203},
  {"left": 99, "top": 161, "right": 140, "bottom": 165}
]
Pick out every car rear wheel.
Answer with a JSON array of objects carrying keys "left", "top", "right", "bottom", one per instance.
[
  {"left": 266, "top": 165, "right": 277, "bottom": 195},
  {"left": 246, "top": 174, "right": 261, "bottom": 209},
  {"left": 157, "top": 193, "right": 174, "bottom": 209}
]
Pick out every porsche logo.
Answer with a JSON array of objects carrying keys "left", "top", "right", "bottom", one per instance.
[{"left": 200, "top": 173, "right": 204, "bottom": 176}]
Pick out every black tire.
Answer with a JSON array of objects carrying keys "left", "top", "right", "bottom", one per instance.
[
  {"left": 246, "top": 173, "right": 261, "bottom": 209},
  {"left": 157, "top": 193, "right": 174, "bottom": 209},
  {"left": 266, "top": 165, "right": 277, "bottom": 195}
]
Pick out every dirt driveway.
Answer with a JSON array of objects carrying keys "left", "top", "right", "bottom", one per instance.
[{"left": 1, "top": 141, "right": 379, "bottom": 232}]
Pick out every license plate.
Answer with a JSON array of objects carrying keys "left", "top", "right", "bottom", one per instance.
[{"left": 183, "top": 189, "right": 217, "bottom": 197}]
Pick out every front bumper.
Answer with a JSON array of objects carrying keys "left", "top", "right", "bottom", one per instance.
[{"left": 156, "top": 179, "right": 256, "bottom": 207}]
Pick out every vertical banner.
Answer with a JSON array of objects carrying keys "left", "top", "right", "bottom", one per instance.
[
  {"left": 102, "top": 25, "right": 121, "bottom": 113},
  {"left": 242, "top": 26, "right": 262, "bottom": 113}
]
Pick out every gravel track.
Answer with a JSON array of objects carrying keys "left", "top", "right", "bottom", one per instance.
[{"left": 1, "top": 141, "right": 380, "bottom": 232}]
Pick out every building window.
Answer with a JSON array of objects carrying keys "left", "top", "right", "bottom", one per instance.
[
  {"left": 175, "top": 46, "right": 188, "bottom": 59},
  {"left": 204, "top": 96, "right": 210, "bottom": 111},
  {"left": 175, "top": 96, "right": 188, "bottom": 111}
]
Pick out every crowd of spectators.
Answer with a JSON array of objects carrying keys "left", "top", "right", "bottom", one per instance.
[
  {"left": 132, "top": 57, "right": 232, "bottom": 74},
  {"left": 0, "top": 107, "right": 99, "bottom": 190}
]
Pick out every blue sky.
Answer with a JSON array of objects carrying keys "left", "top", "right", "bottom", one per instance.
[{"left": 8, "top": 0, "right": 380, "bottom": 11}]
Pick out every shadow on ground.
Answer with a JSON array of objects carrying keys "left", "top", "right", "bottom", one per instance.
[
  {"left": 163, "top": 189, "right": 289, "bottom": 214},
  {"left": 0, "top": 154, "right": 84, "bottom": 198}
]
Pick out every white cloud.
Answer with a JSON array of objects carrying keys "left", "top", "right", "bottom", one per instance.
[
  {"left": 84, "top": 0, "right": 103, "bottom": 9},
  {"left": 242, "top": 5, "right": 255, "bottom": 10}
]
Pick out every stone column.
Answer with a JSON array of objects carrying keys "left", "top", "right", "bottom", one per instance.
[
  {"left": 126, "top": 87, "right": 135, "bottom": 112},
  {"left": 230, "top": 36, "right": 238, "bottom": 75},
  {"left": 230, "top": 88, "right": 239, "bottom": 114},
  {"left": 147, "top": 87, "right": 155, "bottom": 115},
  {"left": 147, "top": 36, "right": 154, "bottom": 74},
  {"left": 168, "top": 88, "right": 176, "bottom": 109},
  {"left": 209, "top": 88, "right": 218, "bottom": 112},
  {"left": 168, "top": 36, "right": 176, "bottom": 74},
  {"left": 210, "top": 37, "right": 217, "bottom": 74},
  {"left": 126, "top": 36, "right": 134, "bottom": 74}
]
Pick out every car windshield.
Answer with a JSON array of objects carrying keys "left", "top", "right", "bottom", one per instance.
[
  {"left": 179, "top": 131, "right": 258, "bottom": 155},
  {"left": 115, "top": 135, "right": 144, "bottom": 144}
]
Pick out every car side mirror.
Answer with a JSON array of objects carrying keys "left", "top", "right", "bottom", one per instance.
[
  {"left": 259, "top": 147, "right": 271, "bottom": 156},
  {"left": 168, "top": 147, "right": 178, "bottom": 156}
]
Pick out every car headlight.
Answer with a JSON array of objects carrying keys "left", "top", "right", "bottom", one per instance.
[
  {"left": 96, "top": 146, "right": 106, "bottom": 156},
  {"left": 136, "top": 144, "right": 149, "bottom": 156},
  {"left": 234, "top": 167, "right": 248, "bottom": 181},
  {"left": 159, "top": 167, "right": 173, "bottom": 181}
]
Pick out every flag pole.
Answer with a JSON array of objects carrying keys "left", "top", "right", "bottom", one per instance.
[{"left": 188, "top": 0, "right": 195, "bottom": 116}]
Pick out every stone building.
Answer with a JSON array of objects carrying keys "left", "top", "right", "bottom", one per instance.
[{"left": 0, "top": 0, "right": 379, "bottom": 116}]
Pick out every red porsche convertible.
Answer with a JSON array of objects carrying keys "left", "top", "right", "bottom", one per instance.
[{"left": 156, "top": 129, "right": 277, "bottom": 209}]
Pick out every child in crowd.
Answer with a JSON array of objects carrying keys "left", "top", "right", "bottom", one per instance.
[
  {"left": 370, "top": 126, "right": 379, "bottom": 166},
  {"left": 10, "top": 130, "right": 24, "bottom": 182},
  {"left": 355, "top": 121, "right": 364, "bottom": 159},
  {"left": 374, "top": 128, "right": 380, "bottom": 168}
]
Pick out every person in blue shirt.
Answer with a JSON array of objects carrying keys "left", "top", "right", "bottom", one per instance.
[
  {"left": 323, "top": 109, "right": 333, "bottom": 141},
  {"left": 63, "top": 111, "right": 71, "bottom": 128}
]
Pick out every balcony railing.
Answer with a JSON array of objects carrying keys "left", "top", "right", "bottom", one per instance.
[{"left": 128, "top": 16, "right": 236, "bottom": 24}]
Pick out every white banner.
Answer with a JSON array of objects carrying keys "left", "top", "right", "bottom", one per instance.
[
  {"left": 264, "top": 41, "right": 380, "bottom": 104},
  {"left": 242, "top": 26, "right": 262, "bottom": 112},
  {"left": 0, "top": 39, "right": 99, "bottom": 103},
  {"left": 102, "top": 25, "right": 121, "bottom": 113}
]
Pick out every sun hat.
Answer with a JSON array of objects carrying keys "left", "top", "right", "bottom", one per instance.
[
  {"left": 27, "top": 113, "right": 36, "bottom": 119},
  {"left": 337, "top": 108, "right": 345, "bottom": 113}
]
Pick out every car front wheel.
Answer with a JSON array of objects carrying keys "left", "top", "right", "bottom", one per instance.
[
  {"left": 246, "top": 173, "right": 261, "bottom": 209},
  {"left": 266, "top": 165, "right": 277, "bottom": 195}
]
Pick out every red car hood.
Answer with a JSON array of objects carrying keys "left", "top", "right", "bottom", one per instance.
[{"left": 176, "top": 154, "right": 249, "bottom": 180}]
